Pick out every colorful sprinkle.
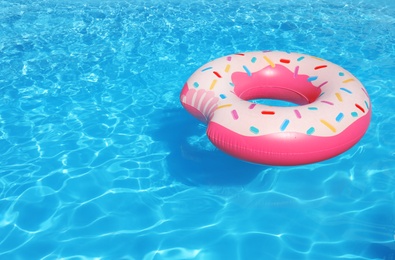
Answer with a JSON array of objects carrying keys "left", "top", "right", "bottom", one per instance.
[
  {"left": 297, "top": 56, "right": 305, "bottom": 61},
  {"left": 321, "top": 100, "right": 334, "bottom": 105},
  {"left": 308, "top": 107, "right": 318, "bottom": 110},
  {"left": 364, "top": 100, "right": 369, "bottom": 109},
  {"left": 335, "top": 92, "right": 343, "bottom": 102},
  {"left": 249, "top": 103, "right": 256, "bottom": 109},
  {"left": 243, "top": 65, "right": 252, "bottom": 76},
  {"left": 213, "top": 71, "right": 222, "bottom": 78},
  {"left": 351, "top": 112, "right": 358, "bottom": 117},
  {"left": 320, "top": 119, "right": 336, "bottom": 133},
  {"left": 307, "top": 76, "right": 318, "bottom": 82},
  {"left": 201, "top": 67, "right": 213, "bottom": 72},
  {"left": 280, "top": 59, "right": 290, "bottom": 63},
  {"left": 319, "top": 92, "right": 325, "bottom": 97},
  {"left": 343, "top": 78, "right": 354, "bottom": 83},
  {"left": 294, "top": 66, "right": 299, "bottom": 78},
  {"left": 193, "top": 82, "right": 199, "bottom": 88},
  {"left": 280, "top": 119, "right": 290, "bottom": 131},
  {"left": 339, "top": 72, "right": 345, "bottom": 76},
  {"left": 235, "top": 53, "right": 245, "bottom": 56},
  {"left": 336, "top": 113, "right": 344, "bottom": 122},
  {"left": 261, "top": 110, "right": 275, "bottom": 115},
  {"left": 251, "top": 57, "right": 257, "bottom": 63},
  {"left": 340, "top": 87, "right": 352, "bottom": 94},
  {"left": 229, "top": 82, "right": 234, "bottom": 87},
  {"left": 314, "top": 65, "right": 327, "bottom": 70},
  {"left": 318, "top": 81, "right": 328, "bottom": 88},
  {"left": 263, "top": 56, "right": 275, "bottom": 68},
  {"left": 216, "top": 104, "right": 232, "bottom": 110},
  {"left": 294, "top": 109, "right": 301, "bottom": 119},
  {"left": 227, "top": 56, "right": 232, "bottom": 61},
  {"left": 225, "top": 64, "right": 231, "bottom": 72},
  {"left": 231, "top": 109, "right": 239, "bottom": 120},
  {"left": 250, "top": 126, "right": 259, "bottom": 134},
  {"left": 209, "top": 79, "right": 217, "bottom": 90},
  {"left": 219, "top": 94, "right": 226, "bottom": 99},
  {"left": 306, "top": 127, "right": 315, "bottom": 135},
  {"left": 355, "top": 103, "right": 365, "bottom": 113},
  {"left": 312, "top": 56, "right": 324, "bottom": 61}
]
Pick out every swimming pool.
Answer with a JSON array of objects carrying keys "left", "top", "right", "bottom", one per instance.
[{"left": 0, "top": 0, "right": 394, "bottom": 259}]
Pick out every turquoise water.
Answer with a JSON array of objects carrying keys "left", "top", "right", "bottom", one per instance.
[{"left": 0, "top": 0, "right": 394, "bottom": 259}]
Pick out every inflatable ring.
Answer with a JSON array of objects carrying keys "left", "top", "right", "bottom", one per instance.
[{"left": 180, "top": 51, "right": 371, "bottom": 166}]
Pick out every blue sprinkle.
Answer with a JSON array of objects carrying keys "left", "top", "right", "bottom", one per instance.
[
  {"left": 351, "top": 112, "right": 358, "bottom": 117},
  {"left": 297, "top": 56, "right": 305, "bottom": 61},
  {"left": 308, "top": 107, "right": 318, "bottom": 110},
  {"left": 280, "top": 119, "right": 290, "bottom": 131},
  {"left": 339, "top": 72, "right": 345, "bottom": 76},
  {"left": 306, "top": 127, "right": 315, "bottom": 135},
  {"left": 365, "top": 100, "right": 369, "bottom": 109},
  {"left": 307, "top": 76, "right": 318, "bottom": 82},
  {"left": 201, "top": 67, "right": 213, "bottom": 72},
  {"left": 229, "top": 82, "right": 234, "bottom": 87},
  {"left": 251, "top": 57, "right": 257, "bottom": 63},
  {"left": 243, "top": 65, "right": 252, "bottom": 76},
  {"left": 340, "top": 87, "right": 352, "bottom": 94},
  {"left": 336, "top": 112, "right": 344, "bottom": 122},
  {"left": 219, "top": 94, "right": 226, "bottom": 99},
  {"left": 193, "top": 82, "right": 199, "bottom": 88},
  {"left": 250, "top": 126, "right": 259, "bottom": 134}
]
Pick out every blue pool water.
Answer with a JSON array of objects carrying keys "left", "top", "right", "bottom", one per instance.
[{"left": 1, "top": 0, "right": 394, "bottom": 259}]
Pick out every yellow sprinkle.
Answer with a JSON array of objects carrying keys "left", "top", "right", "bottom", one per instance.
[
  {"left": 342, "top": 78, "right": 354, "bottom": 83},
  {"left": 225, "top": 64, "right": 231, "bottom": 73},
  {"left": 311, "top": 56, "right": 324, "bottom": 61},
  {"left": 216, "top": 104, "right": 232, "bottom": 110},
  {"left": 209, "top": 79, "right": 217, "bottom": 90},
  {"left": 263, "top": 56, "right": 275, "bottom": 68},
  {"left": 320, "top": 119, "right": 336, "bottom": 133},
  {"left": 335, "top": 92, "right": 343, "bottom": 102}
]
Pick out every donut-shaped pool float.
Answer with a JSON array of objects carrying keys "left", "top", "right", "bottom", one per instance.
[{"left": 180, "top": 51, "right": 371, "bottom": 166}]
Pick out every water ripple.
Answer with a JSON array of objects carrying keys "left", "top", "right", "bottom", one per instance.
[{"left": 0, "top": 0, "right": 394, "bottom": 259}]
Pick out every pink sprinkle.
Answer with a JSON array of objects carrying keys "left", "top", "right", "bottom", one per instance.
[
  {"left": 294, "top": 109, "right": 301, "bottom": 118},
  {"left": 294, "top": 66, "right": 299, "bottom": 78},
  {"left": 249, "top": 103, "right": 256, "bottom": 109},
  {"left": 318, "top": 81, "right": 328, "bottom": 88},
  {"left": 321, "top": 101, "right": 334, "bottom": 105},
  {"left": 231, "top": 109, "right": 239, "bottom": 120},
  {"left": 227, "top": 56, "right": 232, "bottom": 61}
]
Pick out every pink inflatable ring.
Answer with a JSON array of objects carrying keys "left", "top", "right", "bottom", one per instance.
[{"left": 180, "top": 51, "right": 371, "bottom": 166}]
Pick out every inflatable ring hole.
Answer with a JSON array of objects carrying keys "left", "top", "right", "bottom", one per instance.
[
  {"left": 237, "top": 85, "right": 317, "bottom": 106},
  {"left": 232, "top": 64, "right": 322, "bottom": 105},
  {"left": 249, "top": 98, "right": 299, "bottom": 107}
]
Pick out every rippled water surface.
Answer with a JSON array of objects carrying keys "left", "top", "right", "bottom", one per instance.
[{"left": 1, "top": 0, "right": 394, "bottom": 259}]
